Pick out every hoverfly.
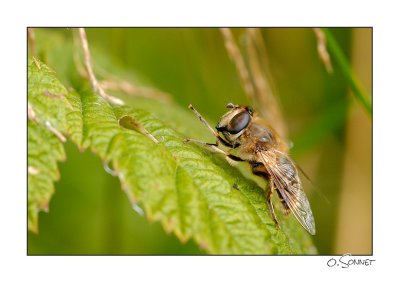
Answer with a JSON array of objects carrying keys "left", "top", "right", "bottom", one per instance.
[{"left": 184, "top": 103, "right": 316, "bottom": 235}]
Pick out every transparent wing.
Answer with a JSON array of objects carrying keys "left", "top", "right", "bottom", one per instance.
[{"left": 257, "top": 150, "right": 316, "bottom": 235}]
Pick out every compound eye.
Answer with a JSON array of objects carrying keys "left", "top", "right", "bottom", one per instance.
[{"left": 228, "top": 111, "right": 251, "bottom": 134}]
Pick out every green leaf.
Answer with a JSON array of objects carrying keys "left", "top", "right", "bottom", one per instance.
[
  {"left": 27, "top": 58, "right": 83, "bottom": 233},
  {"left": 65, "top": 89, "right": 315, "bottom": 254},
  {"left": 28, "top": 120, "right": 65, "bottom": 232},
  {"left": 28, "top": 58, "right": 72, "bottom": 233},
  {"left": 28, "top": 58, "right": 72, "bottom": 134},
  {"left": 28, "top": 31, "right": 317, "bottom": 254},
  {"left": 64, "top": 90, "right": 84, "bottom": 147}
]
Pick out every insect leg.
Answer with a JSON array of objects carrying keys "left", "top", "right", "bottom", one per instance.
[
  {"left": 266, "top": 186, "right": 280, "bottom": 229},
  {"left": 184, "top": 138, "right": 245, "bottom": 162},
  {"left": 188, "top": 104, "right": 234, "bottom": 148},
  {"left": 276, "top": 189, "right": 291, "bottom": 215}
]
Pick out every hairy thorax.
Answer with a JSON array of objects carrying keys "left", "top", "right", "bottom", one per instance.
[{"left": 233, "top": 119, "right": 287, "bottom": 162}]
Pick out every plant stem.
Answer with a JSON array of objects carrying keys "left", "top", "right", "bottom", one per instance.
[
  {"left": 322, "top": 28, "right": 372, "bottom": 115},
  {"left": 78, "top": 28, "right": 124, "bottom": 105}
]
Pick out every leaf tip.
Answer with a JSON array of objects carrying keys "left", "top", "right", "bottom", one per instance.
[
  {"left": 32, "top": 56, "right": 41, "bottom": 70},
  {"left": 28, "top": 166, "right": 40, "bottom": 175},
  {"left": 45, "top": 121, "right": 67, "bottom": 143},
  {"left": 108, "top": 95, "right": 125, "bottom": 106},
  {"left": 131, "top": 203, "right": 145, "bottom": 217},
  {"left": 27, "top": 103, "right": 37, "bottom": 122}
]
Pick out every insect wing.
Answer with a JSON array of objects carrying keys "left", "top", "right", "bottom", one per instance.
[{"left": 257, "top": 151, "right": 316, "bottom": 235}]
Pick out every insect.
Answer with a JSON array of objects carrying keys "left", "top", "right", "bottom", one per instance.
[{"left": 184, "top": 103, "right": 316, "bottom": 235}]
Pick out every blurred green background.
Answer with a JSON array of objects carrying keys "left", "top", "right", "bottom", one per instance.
[{"left": 28, "top": 28, "right": 372, "bottom": 255}]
